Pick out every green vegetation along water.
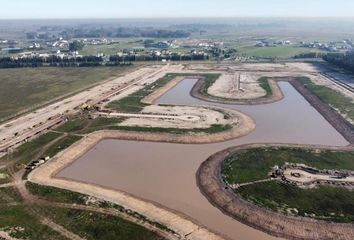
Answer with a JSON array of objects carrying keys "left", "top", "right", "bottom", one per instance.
[{"left": 222, "top": 147, "right": 354, "bottom": 222}]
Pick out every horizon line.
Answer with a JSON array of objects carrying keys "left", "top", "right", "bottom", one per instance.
[{"left": 1, "top": 16, "right": 354, "bottom": 20}]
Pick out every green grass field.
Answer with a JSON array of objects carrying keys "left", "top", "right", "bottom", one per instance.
[
  {"left": 222, "top": 147, "right": 354, "bottom": 222},
  {"left": 238, "top": 182, "right": 354, "bottom": 222},
  {"left": 222, "top": 147, "right": 354, "bottom": 184},
  {"left": 42, "top": 135, "right": 83, "bottom": 158},
  {"left": 0, "top": 183, "right": 166, "bottom": 240},
  {"left": 237, "top": 46, "right": 327, "bottom": 59},
  {"left": 40, "top": 207, "right": 164, "bottom": 240},
  {"left": 0, "top": 66, "right": 130, "bottom": 121},
  {"left": 0, "top": 187, "right": 68, "bottom": 240},
  {"left": 297, "top": 77, "right": 354, "bottom": 123},
  {"left": 4, "top": 131, "right": 63, "bottom": 166},
  {"left": 80, "top": 41, "right": 145, "bottom": 56},
  {"left": 26, "top": 182, "right": 87, "bottom": 205}
]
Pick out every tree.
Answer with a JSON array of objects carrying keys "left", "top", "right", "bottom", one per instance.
[
  {"left": 26, "top": 32, "right": 37, "bottom": 39},
  {"left": 69, "top": 41, "right": 85, "bottom": 52}
]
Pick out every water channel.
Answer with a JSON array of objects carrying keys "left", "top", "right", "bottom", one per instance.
[{"left": 58, "top": 80, "right": 348, "bottom": 240}]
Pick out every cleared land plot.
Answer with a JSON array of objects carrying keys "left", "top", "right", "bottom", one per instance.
[
  {"left": 222, "top": 147, "right": 354, "bottom": 222},
  {"left": 0, "top": 66, "right": 129, "bottom": 120}
]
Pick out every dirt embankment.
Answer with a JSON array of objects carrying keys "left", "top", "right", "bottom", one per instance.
[
  {"left": 191, "top": 78, "right": 284, "bottom": 105},
  {"left": 27, "top": 108, "right": 255, "bottom": 240},
  {"left": 289, "top": 79, "right": 354, "bottom": 144},
  {"left": 196, "top": 143, "right": 354, "bottom": 240},
  {"left": 142, "top": 76, "right": 188, "bottom": 104}
]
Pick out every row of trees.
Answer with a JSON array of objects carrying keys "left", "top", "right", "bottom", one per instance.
[
  {"left": 323, "top": 52, "right": 354, "bottom": 73},
  {"left": 57, "top": 28, "right": 191, "bottom": 39},
  {"left": 0, "top": 53, "right": 208, "bottom": 68},
  {"left": 294, "top": 52, "right": 325, "bottom": 59},
  {"left": 109, "top": 53, "right": 209, "bottom": 62},
  {"left": 0, "top": 55, "right": 103, "bottom": 68}
]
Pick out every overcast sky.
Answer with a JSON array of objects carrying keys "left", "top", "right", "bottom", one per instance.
[{"left": 1, "top": 0, "right": 354, "bottom": 19}]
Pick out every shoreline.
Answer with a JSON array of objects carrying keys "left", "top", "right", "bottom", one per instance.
[
  {"left": 196, "top": 143, "right": 354, "bottom": 240},
  {"left": 142, "top": 76, "right": 191, "bottom": 104},
  {"left": 191, "top": 78, "right": 284, "bottom": 105},
  {"left": 28, "top": 114, "right": 255, "bottom": 240},
  {"left": 288, "top": 79, "right": 354, "bottom": 144},
  {"left": 27, "top": 74, "right": 257, "bottom": 240},
  {"left": 195, "top": 76, "right": 354, "bottom": 240}
]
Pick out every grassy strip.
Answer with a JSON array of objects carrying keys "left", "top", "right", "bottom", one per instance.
[
  {"left": 55, "top": 118, "right": 89, "bottom": 133},
  {"left": 107, "top": 73, "right": 220, "bottom": 113},
  {"left": 237, "top": 45, "right": 328, "bottom": 59},
  {"left": 2, "top": 132, "right": 63, "bottom": 166},
  {"left": 82, "top": 117, "right": 125, "bottom": 133},
  {"left": 39, "top": 207, "right": 164, "bottom": 240},
  {"left": 237, "top": 182, "right": 354, "bottom": 223},
  {"left": 107, "top": 73, "right": 178, "bottom": 113},
  {"left": 297, "top": 77, "right": 354, "bottom": 122},
  {"left": 42, "top": 135, "right": 83, "bottom": 158},
  {"left": 194, "top": 74, "right": 222, "bottom": 96},
  {"left": 55, "top": 115, "right": 233, "bottom": 135},
  {"left": 0, "top": 187, "right": 68, "bottom": 240},
  {"left": 258, "top": 77, "right": 273, "bottom": 97},
  {"left": 26, "top": 182, "right": 176, "bottom": 235},
  {"left": 0, "top": 169, "right": 10, "bottom": 184},
  {"left": 26, "top": 182, "right": 87, "bottom": 205},
  {"left": 108, "top": 124, "right": 232, "bottom": 134}
]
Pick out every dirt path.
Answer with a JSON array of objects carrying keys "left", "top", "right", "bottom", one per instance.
[
  {"left": 37, "top": 199, "right": 179, "bottom": 240},
  {"left": 5, "top": 134, "right": 86, "bottom": 240},
  {"left": 197, "top": 143, "right": 354, "bottom": 240},
  {"left": 0, "top": 231, "right": 19, "bottom": 240},
  {"left": 234, "top": 178, "right": 274, "bottom": 189},
  {"left": 0, "top": 183, "right": 14, "bottom": 188},
  {"left": 11, "top": 170, "right": 84, "bottom": 240}
]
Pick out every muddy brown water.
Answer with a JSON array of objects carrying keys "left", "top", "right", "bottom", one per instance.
[{"left": 57, "top": 80, "right": 348, "bottom": 240}]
